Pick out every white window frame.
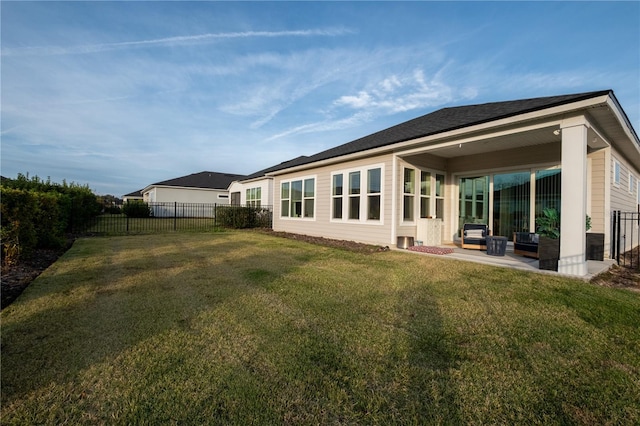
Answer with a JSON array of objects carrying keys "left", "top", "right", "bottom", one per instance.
[
  {"left": 331, "top": 164, "right": 384, "bottom": 224},
  {"left": 246, "top": 187, "right": 261, "bottom": 207},
  {"left": 405, "top": 166, "right": 445, "bottom": 223},
  {"left": 280, "top": 176, "right": 316, "bottom": 220},
  {"left": 614, "top": 160, "right": 621, "bottom": 187},
  {"left": 629, "top": 172, "right": 635, "bottom": 194},
  {"left": 403, "top": 167, "right": 416, "bottom": 223}
]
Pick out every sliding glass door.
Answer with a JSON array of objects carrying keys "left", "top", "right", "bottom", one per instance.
[
  {"left": 458, "top": 168, "right": 561, "bottom": 238},
  {"left": 493, "top": 172, "right": 531, "bottom": 237}
]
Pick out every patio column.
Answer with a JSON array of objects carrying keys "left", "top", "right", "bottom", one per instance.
[{"left": 558, "top": 118, "right": 589, "bottom": 276}]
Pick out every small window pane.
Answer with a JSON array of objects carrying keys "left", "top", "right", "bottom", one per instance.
[
  {"left": 281, "top": 200, "right": 289, "bottom": 217},
  {"left": 368, "top": 168, "right": 381, "bottom": 194},
  {"left": 281, "top": 182, "right": 289, "bottom": 199},
  {"left": 304, "top": 178, "right": 314, "bottom": 198},
  {"left": 403, "top": 196, "right": 414, "bottom": 221},
  {"left": 333, "top": 198, "right": 343, "bottom": 219},
  {"left": 420, "top": 197, "right": 431, "bottom": 218},
  {"left": 333, "top": 174, "right": 343, "bottom": 196},
  {"left": 349, "top": 196, "right": 360, "bottom": 220},
  {"left": 349, "top": 172, "right": 360, "bottom": 195},
  {"left": 421, "top": 172, "right": 431, "bottom": 196},
  {"left": 435, "top": 174, "right": 445, "bottom": 197},
  {"left": 368, "top": 195, "right": 380, "bottom": 220},
  {"left": 404, "top": 169, "right": 415, "bottom": 194},
  {"left": 304, "top": 199, "right": 314, "bottom": 218}
]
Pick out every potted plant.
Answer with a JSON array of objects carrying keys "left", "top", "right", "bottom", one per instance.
[
  {"left": 536, "top": 207, "right": 560, "bottom": 271},
  {"left": 585, "top": 215, "right": 605, "bottom": 261}
]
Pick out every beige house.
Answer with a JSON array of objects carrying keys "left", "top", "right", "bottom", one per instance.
[{"left": 234, "top": 90, "right": 640, "bottom": 277}]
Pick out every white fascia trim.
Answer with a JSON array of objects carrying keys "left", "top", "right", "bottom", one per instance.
[{"left": 268, "top": 95, "right": 612, "bottom": 176}]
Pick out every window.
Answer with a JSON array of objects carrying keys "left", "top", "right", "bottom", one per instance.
[
  {"left": 435, "top": 173, "right": 445, "bottom": 219},
  {"left": 281, "top": 178, "right": 315, "bottom": 218},
  {"left": 367, "top": 168, "right": 381, "bottom": 220},
  {"left": 614, "top": 160, "right": 621, "bottom": 186},
  {"left": 303, "top": 179, "right": 314, "bottom": 218},
  {"left": 331, "top": 165, "right": 383, "bottom": 223},
  {"left": 348, "top": 171, "right": 361, "bottom": 220},
  {"left": 332, "top": 174, "right": 343, "bottom": 219},
  {"left": 420, "top": 171, "right": 431, "bottom": 218},
  {"left": 246, "top": 187, "right": 261, "bottom": 207},
  {"left": 403, "top": 168, "right": 415, "bottom": 221},
  {"left": 629, "top": 173, "right": 635, "bottom": 194},
  {"left": 459, "top": 176, "right": 488, "bottom": 225},
  {"left": 281, "top": 182, "right": 290, "bottom": 217}
]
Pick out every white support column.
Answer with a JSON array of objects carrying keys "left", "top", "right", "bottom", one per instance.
[{"left": 558, "top": 119, "right": 589, "bottom": 276}]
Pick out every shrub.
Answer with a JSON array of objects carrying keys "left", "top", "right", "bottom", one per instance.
[
  {"left": 1, "top": 188, "right": 38, "bottom": 265},
  {"left": 122, "top": 200, "right": 151, "bottom": 218},
  {"left": 215, "top": 206, "right": 272, "bottom": 229}
]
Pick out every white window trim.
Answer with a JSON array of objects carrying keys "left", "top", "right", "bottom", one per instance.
[
  {"left": 280, "top": 175, "right": 317, "bottom": 221},
  {"left": 330, "top": 164, "right": 385, "bottom": 225},
  {"left": 628, "top": 172, "right": 635, "bottom": 194}
]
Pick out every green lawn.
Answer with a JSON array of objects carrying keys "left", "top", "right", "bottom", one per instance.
[{"left": 2, "top": 231, "right": 639, "bottom": 424}]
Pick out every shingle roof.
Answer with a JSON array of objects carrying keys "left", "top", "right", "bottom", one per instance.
[
  {"left": 152, "top": 171, "right": 247, "bottom": 190},
  {"left": 123, "top": 190, "right": 143, "bottom": 197},
  {"left": 247, "top": 90, "right": 612, "bottom": 178}
]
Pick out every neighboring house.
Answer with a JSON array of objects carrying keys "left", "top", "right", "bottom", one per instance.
[
  {"left": 233, "top": 90, "right": 639, "bottom": 277},
  {"left": 142, "top": 171, "right": 246, "bottom": 205},
  {"left": 122, "top": 190, "right": 144, "bottom": 203}
]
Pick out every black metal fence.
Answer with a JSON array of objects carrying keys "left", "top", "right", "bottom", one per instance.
[
  {"left": 72, "top": 202, "right": 272, "bottom": 235},
  {"left": 611, "top": 210, "right": 640, "bottom": 268}
]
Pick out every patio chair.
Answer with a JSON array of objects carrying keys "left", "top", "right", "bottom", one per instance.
[{"left": 462, "top": 223, "right": 489, "bottom": 250}]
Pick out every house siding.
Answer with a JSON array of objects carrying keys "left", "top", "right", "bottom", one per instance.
[
  {"left": 588, "top": 149, "right": 607, "bottom": 234},
  {"left": 152, "top": 187, "right": 229, "bottom": 204},
  {"left": 611, "top": 148, "right": 640, "bottom": 212},
  {"left": 273, "top": 154, "right": 395, "bottom": 246},
  {"left": 610, "top": 147, "right": 640, "bottom": 255}
]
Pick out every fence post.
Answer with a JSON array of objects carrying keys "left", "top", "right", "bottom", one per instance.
[
  {"left": 616, "top": 210, "right": 621, "bottom": 265},
  {"left": 174, "top": 202, "right": 177, "bottom": 231},
  {"left": 214, "top": 203, "right": 217, "bottom": 228}
]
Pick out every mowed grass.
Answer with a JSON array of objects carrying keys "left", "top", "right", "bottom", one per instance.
[{"left": 1, "top": 232, "right": 639, "bottom": 425}]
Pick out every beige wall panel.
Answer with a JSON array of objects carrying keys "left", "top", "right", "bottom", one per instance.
[
  {"left": 273, "top": 154, "right": 396, "bottom": 246},
  {"left": 588, "top": 149, "right": 606, "bottom": 233}
]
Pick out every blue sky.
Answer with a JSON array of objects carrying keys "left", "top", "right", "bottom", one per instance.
[{"left": 2, "top": 1, "right": 639, "bottom": 197}]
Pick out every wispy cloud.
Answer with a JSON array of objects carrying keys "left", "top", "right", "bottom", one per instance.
[
  {"left": 1, "top": 28, "right": 354, "bottom": 57},
  {"left": 266, "top": 67, "right": 477, "bottom": 142}
]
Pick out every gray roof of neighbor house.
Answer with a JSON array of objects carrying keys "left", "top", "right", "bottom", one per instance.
[
  {"left": 123, "top": 190, "right": 143, "bottom": 198},
  {"left": 243, "top": 90, "right": 615, "bottom": 180},
  {"left": 150, "top": 171, "right": 247, "bottom": 190}
]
